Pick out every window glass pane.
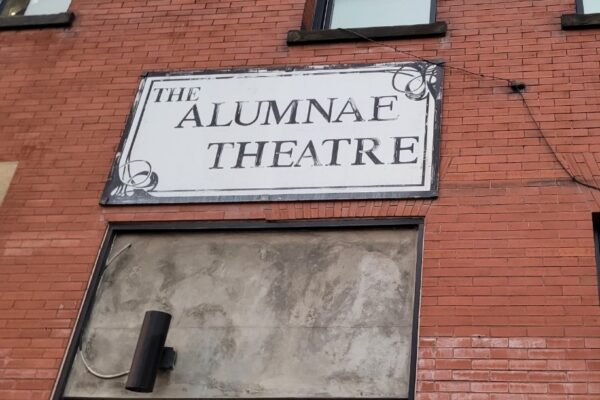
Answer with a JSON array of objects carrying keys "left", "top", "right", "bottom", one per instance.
[
  {"left": 329, "top": 0, "right": 431, "bottom": 28},
  {"left": 583, "top": 0, "right": 600, "bottom": 14},
  {"left": 0, "top": 0, "right": 29, "bottom": 16},
  {"left": 24, "top": 0, "right": 70, "bottom": 15}
]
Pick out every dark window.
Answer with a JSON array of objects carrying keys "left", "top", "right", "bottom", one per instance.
[
  {"left": 315, "top": 0, "right": 436, "bottom": 29},
  {"left": 593, "top": 214, "right": 600, "bottom": 302},
  {"left": 0, "top": 0, "right": 70, "bottom": 17}
]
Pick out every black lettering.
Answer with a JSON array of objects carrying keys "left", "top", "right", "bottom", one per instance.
[
  {"left": 234, "top": 141, "right": 268, "bottom": 168},
  {"left": 186, "top": 87, "right": 202, "bottom": 102},
  {"left": 353, "top": 138, "right": 384, "bottom": 165},
  {"left": 304, "top": 98, "right": 336, "bottom": 124},
  {"left": 167, "top": 87, "right": 185, "bottom": 102},
  {"left": 334, "top": 98, "right": 364, "bottom": 123},
  {"left": 294, "top": 141, "right": 321, "bottom": 167},
  {"left": 175, "top": 104, "right": 203, "bottom": 128},
  {"left": 209, "top": 102, "right": 233, "bottom": 127},
  {"left": 270, "top": 141, "right": 297, "bottom": 168},
  {"left": 235, "top": 101, "right": 263, "bottom": 126},
  {"left": 262, "top": 100, "right": 300, "bottom": 125},
  {"left": 322, "top": 138, "right": 351, "bottom": 166},
  {"left": 153, "top": 88, "right": 167, "bottom": 102},
  {"left": 207, "top": 142, "right": 235, "bottom": 169},
  {"left": 392, "top": 137, "right": 419, "bottom": 164},
  {"left": 370, "top": 95, "right": 399, "bottom": 121}
]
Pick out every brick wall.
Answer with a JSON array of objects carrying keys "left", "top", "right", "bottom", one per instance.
[{"left": 0, "top": 0, "right": 599, "bottom": 399}]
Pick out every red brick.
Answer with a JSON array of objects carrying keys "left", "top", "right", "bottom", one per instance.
[
  {"left": 471, "top": 382, "right": 509, "bottom": 393},
  {"left": 508, "top": 383, "right": 548, "bottom": 394},
  {"left": 548, "top": 382, "right": 588, "bottom": 394},
  {"left": 1, "top": 0, "right": 600, "bottom": 398}
]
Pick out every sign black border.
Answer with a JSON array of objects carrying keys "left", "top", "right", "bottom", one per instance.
[
  {"left": 51, "top": 218, "right": 424, "bottom": 400},
  {"left": 100, "top": 62, "right": 443, "bottom": 205}
]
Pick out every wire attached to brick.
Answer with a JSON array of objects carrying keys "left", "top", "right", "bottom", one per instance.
[
  {"left": 516, "top": 92, "right": 600, "bottom": 191},
  {"left": 339, "top": 28, "right": 600, "bottom": 193},
  {"left": 338, "top": 28, "right": 514, "bottom": 83}
]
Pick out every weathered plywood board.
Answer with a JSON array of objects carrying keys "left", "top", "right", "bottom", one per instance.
[{"left": 65, "top": 228, "right": 418, "bottom": 398}]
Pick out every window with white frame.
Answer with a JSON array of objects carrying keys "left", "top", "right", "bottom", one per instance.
[
  {"left": 316, "top": 0, "right": 435, "bottom": 29},
  {"left": 579, "top": 0, "right": 600, "bottom": 14},
  {"left": 0, "top": 0, "right": 70, "bottom": 17}
]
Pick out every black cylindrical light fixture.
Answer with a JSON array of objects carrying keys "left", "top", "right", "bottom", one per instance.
[{"left": 125, "top": 310, "right": 172, "bottom": 393}]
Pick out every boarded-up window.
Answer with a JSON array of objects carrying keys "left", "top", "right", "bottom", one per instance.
[{"left": 63, "top": 223, "right": 421, "bottom": 399}]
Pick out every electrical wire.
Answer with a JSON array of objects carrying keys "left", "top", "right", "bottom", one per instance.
[
  {"left": 339, "top": 28, "right": 513, "bottom": 83},
  {"left": 516, "top": 92, "right": 600, "bottom": 191},
  {"left": 339, "top": 28, "right": 600, "bottom": 193},
  {"left": 78, "top": 243, "right": 132, "bottom": 380},
  {"left": 105, "top": 243, "right": 132, "bottom": 266},
  {"left": 80, "top": 352, "right": 130, "bottom": 380}
]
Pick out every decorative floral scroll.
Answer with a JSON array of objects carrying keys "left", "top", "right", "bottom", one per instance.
[
  {"left": 110, "top": 155, "right": 158, "bottom": 198},
  {"left": 392, "top": 62, "right": 441, "bottom": 101}
]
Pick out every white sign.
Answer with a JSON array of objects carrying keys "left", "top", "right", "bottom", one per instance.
[{"left": 102, "top": 62, "right": 443, "bottom": 204}]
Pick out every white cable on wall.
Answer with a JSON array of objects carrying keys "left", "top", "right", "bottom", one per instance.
[
  {"left": 79, "top": 352, "right": 130, "bottom": 379},
  {"left": 79, "top": 243, "right": 132, "bottom": 380}
]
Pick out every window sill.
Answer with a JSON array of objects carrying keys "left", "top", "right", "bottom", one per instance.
[
  {"left": 287, "top": 21, "right": 447, "bottom": 46},
  {"left": 561, "top": 13, "right": 600, "bottom": 29},
  {"left": 0, "top": 12, "right": 74, "bottom": 30}
]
